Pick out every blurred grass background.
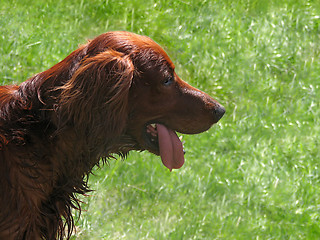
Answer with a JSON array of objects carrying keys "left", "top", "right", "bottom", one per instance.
[{"left": 1, "top": 0, "right": 320, "bottom": 239}]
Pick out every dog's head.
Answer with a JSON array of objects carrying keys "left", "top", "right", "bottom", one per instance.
[
  {"left": 94, "top": 32, "right": 225, "bottom": 170},
  {"left": 57, "top": 31, "right": 225, "bottom": 170}
]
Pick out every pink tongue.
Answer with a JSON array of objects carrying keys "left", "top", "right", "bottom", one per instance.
[{"left": 156, "top": 124, "right": 185, "bottom": 171}]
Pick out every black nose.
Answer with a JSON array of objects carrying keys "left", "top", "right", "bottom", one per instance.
[{"left": 213, "top": 105, "right": 225, "bottom": 122}]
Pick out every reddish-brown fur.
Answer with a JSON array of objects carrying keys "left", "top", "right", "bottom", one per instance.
[{"left": 0, "top": 31, "right": 225, "bottom": 239}]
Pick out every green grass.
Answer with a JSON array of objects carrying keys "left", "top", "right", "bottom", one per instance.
[{"left": 1, "top": 0, "right": 320, "bottom": 239}]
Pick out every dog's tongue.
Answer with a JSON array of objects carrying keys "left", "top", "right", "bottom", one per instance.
[{"left": 156, "top": 124, "right": 185, "bottom": 171}]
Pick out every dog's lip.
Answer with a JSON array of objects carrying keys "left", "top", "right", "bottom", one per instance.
[
  {"left": 142, "top": 121, "right": 179, "bottom": 154},
  {"left": 142, "top": 121, "right": 185, "bottom": 151},
  {"left": 143, "top": 122, "right": 161, "bottom": 155}
]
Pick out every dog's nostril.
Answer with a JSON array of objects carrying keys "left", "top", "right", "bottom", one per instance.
[{"left": 214, "top": 105, "right": 225, "bottom": 122}]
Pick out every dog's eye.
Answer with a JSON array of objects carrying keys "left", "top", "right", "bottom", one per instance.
[{"left": 163, "top": 76, "right": 174, "bottom": 86}]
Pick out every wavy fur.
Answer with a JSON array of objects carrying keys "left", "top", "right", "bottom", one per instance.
[{"left": 0, "top": 31, "right": 224, "bottom": 239}]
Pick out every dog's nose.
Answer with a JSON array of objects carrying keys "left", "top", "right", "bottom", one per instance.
[{"left": 213, "top": 105, "right": 225, "bottom": 122}]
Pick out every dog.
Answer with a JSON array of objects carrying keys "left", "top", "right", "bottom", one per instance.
[{"left": 0, "top": 31, "right": 225, "bottom": 239}]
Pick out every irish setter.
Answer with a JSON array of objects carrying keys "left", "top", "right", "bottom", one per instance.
[{"left": 0, "top": 31, "right": 225, "bottom": 239}]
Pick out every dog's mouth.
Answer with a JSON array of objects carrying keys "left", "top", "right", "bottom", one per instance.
[{"left": 144, "top": 123, "right": 185, "bottom": 171}]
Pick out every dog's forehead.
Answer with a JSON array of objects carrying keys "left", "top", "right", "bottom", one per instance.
[
  {"left": 127, "top": 33, "right": 175, "bottom": 70},
  {"left": 143, "top": 40, "right": 174, "bottom": 68},
  {"left": 92, "top": 32, "right": 175, "bottom": 70}
]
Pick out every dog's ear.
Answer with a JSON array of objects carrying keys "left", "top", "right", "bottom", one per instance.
[{"left": 56, "top": 50, "right": 134, "bottom": 140}]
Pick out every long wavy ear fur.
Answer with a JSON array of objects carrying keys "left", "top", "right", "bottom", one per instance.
[{"left": 56, "top": 49, "right": 134, "bottom": 145}]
